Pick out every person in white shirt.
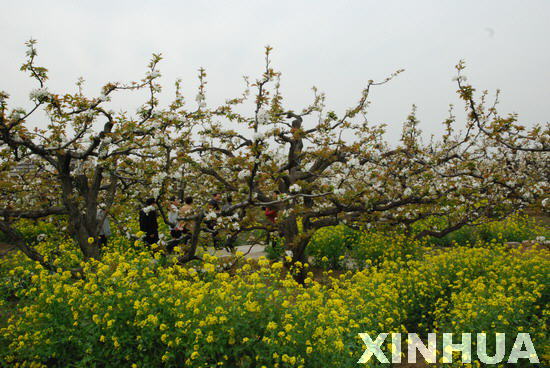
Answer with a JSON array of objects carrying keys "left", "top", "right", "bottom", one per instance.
[
  {"left": 167, "top": 196, "right": 181, "bottom": 239},
  {"left": 97, "top": 207, "right": 111, "bottom": 248}
]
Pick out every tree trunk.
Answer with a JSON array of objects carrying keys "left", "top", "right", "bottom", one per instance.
[
  {"left": 57, "top": 155, "right": 104, "bottom": 261},
  {"left": 279, "top": 214, "right": 311, "bottom": 284},
  {"left": 74, "top": 221, "right": 101, "bottom": 260}
]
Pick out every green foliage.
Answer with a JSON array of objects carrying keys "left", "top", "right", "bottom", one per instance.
[
  {"left": 417, "top": 212, "right": 549, "bottom": 247},
  {"left": 307, "top": 224, "right": 358, "bottom": 269},
  {"left": 307, "top": 213, "right": 548, "bottom": 271},
  {"left": 264, "top": 234, "right": 285, "bottom": 261}
]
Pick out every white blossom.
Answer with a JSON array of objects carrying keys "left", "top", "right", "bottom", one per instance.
[
  {"left": 257, "top": 108, "right": 270, "bottom": 125},
  {"left": 29, "top": 87, "right": 50, "bottom": 101},
  {"left": 147, "top": 70, "right": 161, "bottom": 79},
  {"left": 289, "top": 184, "right": 301, "bottom": 193},
  {"left": 195, "top": 92, "right": 206, "bottom": 109},
  {"left": 98, "top": 93, "right": 111, "bottom": 102},
  {"left": 98, "top": 147, "right": 109, "bottom": 159},
  {"left": 83, "top": 111, "right": 95, "bottom": 119},
  {"left": 253, "top": 131, "right": 264, "bottom": 142},
  {"left": 238, "top": 170, "right": 249, "bottom": 181},
  {"left": 205, "top": 211, "right": 217, "bottom": 221},
  {"left": 142, "top": 205, "right": 156, "bottom": 214},
  {"left": 166, "top": 112, "right": 179, "bottom": 121},
  {"left": 348, "top": 157, "right": 360, "bottom": 167},
  {"left": 152, "top": 172, "right": 167, "bottom": 185},
  {"left": 10, "top": 108, "right": 26, "bottom": 120},
  {"left": 333, "top": 187, "right": 346, "bottom": 196}
]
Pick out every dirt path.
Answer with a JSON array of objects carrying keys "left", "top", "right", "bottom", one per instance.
[
  {"left": 203, "top": 244, "right": 268, "bottom": 259},
  {"left": 0, "top": 242, "right": 16, "bottom": 258}
]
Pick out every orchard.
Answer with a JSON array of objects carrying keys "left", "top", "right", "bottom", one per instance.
[{"left": 0, "top": 41, "right": 548, "bottom": 367}]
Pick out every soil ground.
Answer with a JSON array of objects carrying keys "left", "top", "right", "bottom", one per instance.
[{"left": 0, "top": 242, "right": 15, "bottom": 258}]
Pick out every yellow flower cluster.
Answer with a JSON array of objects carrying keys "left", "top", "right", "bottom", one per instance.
[
  {"left": 309, "top": 224, "right": 425, "bottom": 269},
  {"left": 0, "top": 217, "right": 548, "bottom": 367}
]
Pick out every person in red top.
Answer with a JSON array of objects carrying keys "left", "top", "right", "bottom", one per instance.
[
  {"left": 265, "top": 207, "right": 277, "bottom": 223},
  {"left": 263, "top": 191, "right": 280, "bottom": 224}
]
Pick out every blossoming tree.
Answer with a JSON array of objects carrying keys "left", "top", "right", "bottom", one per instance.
[
  {"left": 0, "top": 40, "right": 182, "bottom": 266},
  {"left": 173, "top": 49, "right": 547, "bottom": 278},
  {"left": 1, "top": 42, "right": 547, "bottom": 277}
]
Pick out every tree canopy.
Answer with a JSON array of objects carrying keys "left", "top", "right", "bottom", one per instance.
[{"left": 1, "top": 41, "right": 548, "bottom": 276}]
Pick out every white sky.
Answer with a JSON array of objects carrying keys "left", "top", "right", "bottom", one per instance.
[{"left": 2, "top": 0, "right": 549, "bottom": 143}]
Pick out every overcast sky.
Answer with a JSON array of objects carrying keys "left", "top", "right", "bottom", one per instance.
[{"left": 2, "top": 0, "right": 549, "bottom": 142}]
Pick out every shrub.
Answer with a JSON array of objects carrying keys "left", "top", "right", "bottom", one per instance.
[
  {"left": 307, "top": 224, "right": 359, "bottom": 269},
  {"left": 419, "top": 212, "right": 548, "bottom": 247},
  {"left": 264, "top": 234, "right": 286, "bottom": 261}
]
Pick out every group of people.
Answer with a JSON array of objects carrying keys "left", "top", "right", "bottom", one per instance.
[
  {"left": 138, "top": 196, "right": 194, "bottom": 253},
  {"left": 97, "top": 191, "right": 280, "bottom": 252},
  {"left": 138, "top": 193, "right": 227, "bottom": 253}
]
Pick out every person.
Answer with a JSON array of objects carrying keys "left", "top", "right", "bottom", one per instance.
[
  {"left": 167, "top": 196, "right": 182, "bottom": 240},
  {"left": 139, "top": 198, "right": 159, "bottom": 246},
  {"left": 221, "top": 195, "right": 238, "bottom": 250},
  {"left": 264, "top": 206, "right": 278, "bottom": 224},
  {"left": 167, "top": 196, "right": 195, "bottom": 254},
  {"left": 209, "top": 192, "right": 222, "bottom": 211},
  {"left": 178, "top": 196, "right": 195, "bottom": 234},
  {"left": 205, "top": 192, "right": 222, "bottom": 248},
  {"left": 97, "top": 207, "right": 111, "bottom": 248},
  {"left": 264, "top": 190, "right": 280, "bottom": 224}
]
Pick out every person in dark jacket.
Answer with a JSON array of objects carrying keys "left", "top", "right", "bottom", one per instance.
[{"left": 139, "top": 197, "right": 159, "bottom": 246}]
